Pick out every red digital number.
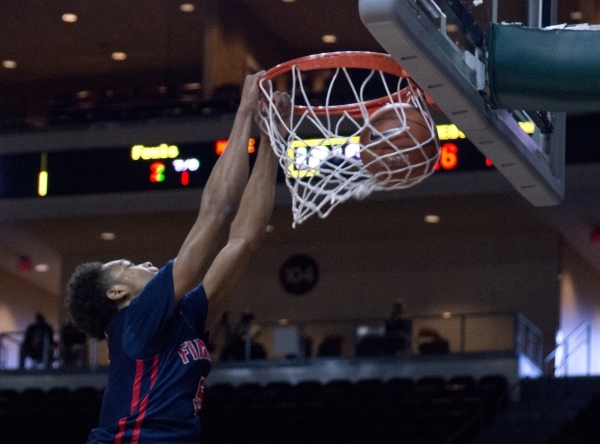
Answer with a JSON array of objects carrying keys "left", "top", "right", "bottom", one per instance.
[{"left": 438, "top": 143, "right": 458, "bottom": 170}]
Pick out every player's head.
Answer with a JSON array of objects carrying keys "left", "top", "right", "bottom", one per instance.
[{"left": 67, "top": 259, "right": 159, "bottom": 340}]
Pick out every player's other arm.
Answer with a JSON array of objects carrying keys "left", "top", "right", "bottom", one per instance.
[
  {"left": 172, "top": 73, "right": 263, "bottom": 303},
  {"left": 202, "top": 133, "right": 278, "bottom": 330},
  {"left": 202, "top": 92, "right": 290, "bottom": 329}
]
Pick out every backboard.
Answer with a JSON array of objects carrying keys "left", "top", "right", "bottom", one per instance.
[{"left": 359, "top": 0, "right": 565, "bottom": 206}]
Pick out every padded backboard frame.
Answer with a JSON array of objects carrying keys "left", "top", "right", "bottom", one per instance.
[{"left": 359, "top": 0, "right": 564, "bottom": 206}]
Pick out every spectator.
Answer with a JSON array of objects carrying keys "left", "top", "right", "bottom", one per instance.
[
  {"left": 60, "top": 322, "right": 88, "bottom": 368},
  {"left": 219, "top": 310, "right": 267, "bottom": 361},
  {"left": 317, "top": 334, "right": 344, "bottom": 357},
  {"left": 19, "top": 313, "right": 55, "bottom": 369},
  {"left": 384, "top": 298, "right": 413, "bottom": 356}
]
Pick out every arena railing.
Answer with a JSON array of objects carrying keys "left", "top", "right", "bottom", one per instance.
[{"left": 0, "top": 310, "right": 543, "bottom": 370}]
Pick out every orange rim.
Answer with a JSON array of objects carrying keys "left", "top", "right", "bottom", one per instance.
[{"left": 260, "top": 51, "right": 418, "bottom": 117}]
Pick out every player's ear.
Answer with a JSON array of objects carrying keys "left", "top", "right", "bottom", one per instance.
[{"left": 106, "top": 284, "right": 130, "bottom": 301}]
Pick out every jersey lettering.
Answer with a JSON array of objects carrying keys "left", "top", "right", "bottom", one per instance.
[{"left": 177, "top": 339, "right": 210, "bottom": 364}]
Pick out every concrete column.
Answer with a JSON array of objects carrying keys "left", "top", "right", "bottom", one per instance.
[{"left": 202, "top": 0, "right": 249, "bottom": 101}]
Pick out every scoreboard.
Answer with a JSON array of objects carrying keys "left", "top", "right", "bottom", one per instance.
[{"left": 0, "top": 123, "right": 540, "bottom": 199}]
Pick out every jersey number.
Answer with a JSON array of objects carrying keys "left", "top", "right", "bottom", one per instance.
[{"left": 193, "top": 377, "right": 205, "bottom": 414}]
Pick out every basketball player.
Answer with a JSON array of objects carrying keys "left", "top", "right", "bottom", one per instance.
[{"left": 66, "top": 72, "right": 291, "bottom": 443}]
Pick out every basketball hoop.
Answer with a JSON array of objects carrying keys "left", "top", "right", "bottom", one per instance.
[{"left": 258, "top": 51, "right": 440, "bottom": 227}]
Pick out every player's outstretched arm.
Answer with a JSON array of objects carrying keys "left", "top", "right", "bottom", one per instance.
[
  {"left": 202, "top": 92, "right": 290, "bottom": 329},
  {"left": 172, "top": 72, "right": 264, "bottom": 302}
]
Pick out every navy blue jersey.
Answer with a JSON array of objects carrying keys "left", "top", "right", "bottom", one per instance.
[{"left": 88, "top": 260, "right": 211, "bottom": 444}]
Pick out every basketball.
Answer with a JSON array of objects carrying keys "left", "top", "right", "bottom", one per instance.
[{"left": 359, "top": 104, "right": 439, "bottom": 186}]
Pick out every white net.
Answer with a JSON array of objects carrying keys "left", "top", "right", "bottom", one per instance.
[{"left": 258, "top": 52, "right": 440, "bottom": 227}]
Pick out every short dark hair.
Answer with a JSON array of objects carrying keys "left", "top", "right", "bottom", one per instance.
[{"left": 66, "top": 262, "right": 118, "bottom": 340}]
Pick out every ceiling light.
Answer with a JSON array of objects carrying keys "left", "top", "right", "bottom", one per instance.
[
  {"left": 76, "top": 90, "right": 91, "bottom": 99},
  {"left": 570, "top": 11, "right": 583, "bottom": 20},
  {"left": 111, "top": 52, "right": 127, "bottom": 61},
  {"left": 100, "top": 232, "right": 116, "bottom": 241},
  {"left": 282, "top": 0, "right": 296, "bottom": 3},
  {"left": 35, "top": 264, "right": 49, "bottom": 272},
  {"left": 182, "top": 82, "right": 200, "bottom": 90},
  {"left": 424, "top": 214, "right": 440, "bottom": 224},
  {"left": 278, "top": 318, "right": 289, "bottom": 326},
  {"left": 62, "top": 13, "right": 78, "bottom": 23},
  {"left": 322, "top": 34, "right": 337, "bottom": 44},
  {"left": 180, "top": 3, "right": 195, "bottom": 12},
  {"left": 442, "top": 311, "right": 452, "bottom": 319},
  {"left": 2, "top": 60, "right": 17, "bottom": 69}
]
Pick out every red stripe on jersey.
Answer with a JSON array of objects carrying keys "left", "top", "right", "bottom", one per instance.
[
  {"left": 131, "top": 356, "right": 160, "bottom": 443},
  {"left": 115, "top": 417, "right": 127, "bottom": 444},
  {"left": 150, "top": 354, "right": 159, "bottom": 387},
  {"left": 131, "top": 360, "right": 144, "bottom": 413},
  {"left": 131, "top": 395, "right": 149, "bottom": 444},
  {"left": 114, "top": 356, "right": 160, "bottom": 443}
]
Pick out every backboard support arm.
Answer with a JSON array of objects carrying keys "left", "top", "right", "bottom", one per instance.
[{"left": 359, "top": 0, "right": 564, "bottom": 206}]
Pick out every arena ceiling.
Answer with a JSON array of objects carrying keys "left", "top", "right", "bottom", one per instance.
[{"left": 0, "top": 0, "right": 587, "bottom": 98}]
